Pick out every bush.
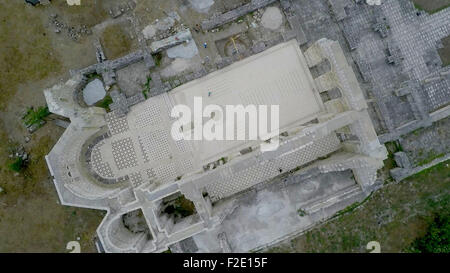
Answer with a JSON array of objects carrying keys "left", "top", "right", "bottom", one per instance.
[
  {"left": 153, "top": 52, "right": 163, "bottom": 67},
  {"left": 9, "top": 157, "right": 25, "bottom": 172},
  {"left": 411, "top": 213, "right": 450, "bottom": 253},
  {"left": 23, "top": 106, "right": 50, "bottom": 127},
  {"left": 163, "top": 195, "right": 196, "bottom": 218},
  {"left": 96, "top": 95, "right": 113, "bottom": 111}
]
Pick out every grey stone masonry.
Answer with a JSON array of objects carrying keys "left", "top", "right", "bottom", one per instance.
[
  {"left": 110, "top": 88, "right": 145, "bottom": 117},
  {"left": 109, "top": 89, "right": 128, "bottom": 117},
  {"left": 328, "top": 0, "right": 352, "bottom": 21},
  {"left": 339, "top": 0, "right": 450, "bottom": 142},
  {"left": 394, "top": 151, "right": 411, "bottom": 169},
  {"left": 72, "top": 49, "right": 155, "bottom": 88},
  {"left": 201, "top": 0, "right": 278, "bottom": 30},
  {"left": 149, "top": 29, "right": 192, "bottom": 53}
]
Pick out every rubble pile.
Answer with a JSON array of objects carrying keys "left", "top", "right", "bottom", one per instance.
[{"left": 49, "top": 14, "right": 92, "bottom": 41}]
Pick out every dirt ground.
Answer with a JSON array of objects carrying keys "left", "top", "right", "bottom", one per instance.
[
  {"left": 100, "top": 23, "right": 135, "bottom": 59},
  {"left": 0, "top": 0, "right": 109, "bottom": 253},
  {"left": 267, "top": 160, "right": 450, "bottom": 253}
]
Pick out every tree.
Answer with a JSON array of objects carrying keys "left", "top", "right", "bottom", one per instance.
[{"left": 411, "top": 213, "right": 450, "bottom": 253}]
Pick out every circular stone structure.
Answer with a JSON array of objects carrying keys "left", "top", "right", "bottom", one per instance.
[
  {"left": 261, "top": 7, "right": 283, "bottom": 30},
  {"left": 82, "top": 78, "right": 106, "bottom": 106}
]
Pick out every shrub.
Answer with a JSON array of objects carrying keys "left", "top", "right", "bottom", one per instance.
[
  {"left": 9, "top": 157, "right": 25, "bottom": 172},
  {"left": 411, "top": 213, "right": 450, "bottom": 253}
]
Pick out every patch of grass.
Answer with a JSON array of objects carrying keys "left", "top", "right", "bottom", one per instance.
[
  {"left": 417, "top": 151, "right": 445, "bottom": 166},
  {"left": 382, "top": 141, "right": 403, "bottom": 175},
  {"left": 413, "top": 3, "right": 425, "bottom": 11},
  {"left": 408, "top": 210, "right": 450, "bottom": 253},
  {"left": 23, "top": 106, "right": 50, "bottom": 127},
  {"left": 8, "top": 157, "right": 26, "bottom": 173},
  {"left": 410, "top": 127, "right": 424, "bottom": 136},
  {"left": 142, "top": 76, "right": 152, "bottom": 99},
  {"left": 438, "top": 35, "right": 450, "bottom": 67},
  {"left": 0, "top": 1, "right": 62, "bottom": 110},
  {"left": 0, "top": 120, "right": 104, "bottom": 252},
  {"left": 174, "top": 195, "right": 196, "bottom": 217},
  {"left": 87, "top": 72, "right": 101, "bottom": 80},
  {"left": 101, "top": 24, "right": 132, "bottom": 59},
  {"left": 53, "top": 0, "right": 108, "bottom": 27},
  {"left": 236, "top": 15, "right": 246, "bottom": 22},
  {"left": 383, "top": 142, "right": 399, "bottom": 170},
  {"left": 95, "top": 94, "right": 113, "bottom": 111},
  {"left": 153, "top": 52, "right": 163, "bottom": 67}
]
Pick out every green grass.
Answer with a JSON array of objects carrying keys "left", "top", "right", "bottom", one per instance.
[
  {"left": 382, "top": 141, "right": 403, "bottom": 173},
  {"left": 95, "top": 94, "right": 113, "bottom": 111},
  {"left": 414, "top": 3, "right": 425, "bottom": 11},
  {"left": 332, "top": 193, "right": 373, "bottom": 219},
  {"left": 23, "top": 106, "right": 50, "bottom": 127},
  {"left": 164, "top": 195, "right": 196, "bottom": 218}
]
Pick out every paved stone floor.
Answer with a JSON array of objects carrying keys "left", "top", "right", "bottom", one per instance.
[{"left": 348, "top": 1, "right": 450, "bottom": 132}]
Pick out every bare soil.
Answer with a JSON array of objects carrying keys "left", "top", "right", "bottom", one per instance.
[{"left": 0, "top": 0, "right": 108, "bottom": 252}]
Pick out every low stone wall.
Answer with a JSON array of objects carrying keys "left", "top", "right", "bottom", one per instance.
[
  {"left": 201, "top": 0, "right": 278, "bottom": 30},
  {"left": 390, "top": 153, "right": 450, "bottom": 181}
]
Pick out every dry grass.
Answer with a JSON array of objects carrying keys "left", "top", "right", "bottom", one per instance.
[
  {"left": 0, "top": 0, "right": 109, "bottom": 110},
  {"left": 52, "top": 0, "right": 107, "bottom": 27},
  {"left": 412, "top": 0, "right": 450, "bottom": 13},
  {"left": 0, "top": 120, "right": 105, "bottom": 253},
  {"left": 0, "top": 1, "right": 62, "bottom": 110},
  {"left": 101, "top": 24, "right": 133, "bottom": 59}
]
